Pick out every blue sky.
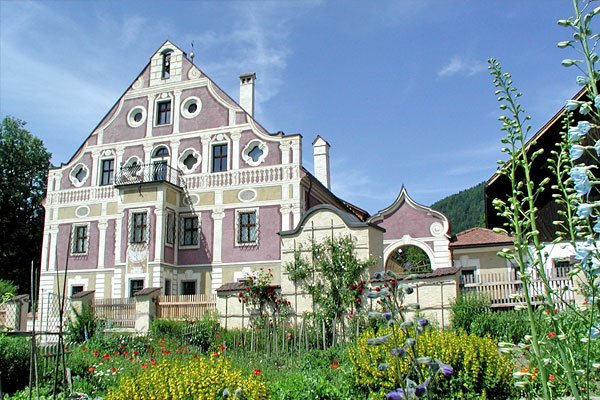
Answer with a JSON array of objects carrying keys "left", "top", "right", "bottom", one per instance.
[{"left": 0, "top": 1, "right": 582, "bottom": 214}]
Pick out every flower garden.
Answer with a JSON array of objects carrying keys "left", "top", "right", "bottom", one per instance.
[{"left": 2, "top": 1, "right": 600, "bottom": 399}]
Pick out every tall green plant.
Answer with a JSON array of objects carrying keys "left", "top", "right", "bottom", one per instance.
[{"left": 489, "top": 1, "right": 599, "bottom": 399}]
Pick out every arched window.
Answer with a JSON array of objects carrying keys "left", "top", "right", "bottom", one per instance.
[
  {"left": 152, "top": 146, "right": 169, "bottom": 158},
  {"left": 162, "top": 51, "right": 172, "bottom": 79},
  {"left": 385, "top": 245, "right": 432, "bottom": 275}
]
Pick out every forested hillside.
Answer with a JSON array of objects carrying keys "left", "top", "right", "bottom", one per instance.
[{"left": 431, "top": 181, "right": 485, "bottom": 234}]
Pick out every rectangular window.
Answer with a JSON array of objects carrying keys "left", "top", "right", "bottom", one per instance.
[
  {"left": 554, "top": 260, "right": 572, "bottom": 278},
  {"left": 164, "top": 279, "right": 171, "bottom": 296},
  {"left": 156, "top": 101, "right": 171, "bottom": 125},
  {"left": 239, "top": 211, "right": 257, "bottom": 244},
  {"left": 180, "top": 216, "right": 199, "bottom": 246},
  {"left": 129, "top": 280, "right": 144, "bottom": 298},
  {"left": 130, "top": 212, "right": 148, "bottom": 243},
  {"left": 181, "top": 281, "right": 196, "bottom": 295},
  {"left": 71, "top": 285, "right": 84, "bottom": 296},
  {"left": 165, "top": 212, "right": 176, "bottom": 245},
  {"left": 100, "top": 159, "right": 114, "bottom": 186},
  {"left": 72, "top": 225, "right": 88, "bottom": 254},
  {"left": 212, "top": 144, "right": 228, "bottom": 172}
]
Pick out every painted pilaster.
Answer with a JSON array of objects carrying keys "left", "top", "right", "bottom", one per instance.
[
  {"left": 279, "top": 141, "right": 291, "bottom": 165},
  {"left": 115, "top": 146, "right": 125, "bottom": 171},
  {"left": 154, "top": 207, "right": 165, "bottom": 262},
  {"left": 292, "top": 206, "right": 301, "bottom": 231},
  {"left": 97, "top": 220, "right": 108, "bottom": 268},
  {"left": 170, "top": 139, "right": 180, "bottom": 170},
  {"left": 211, "top": 208, "right": 225, "bottom": 263},
  {"left": 115, "top": 209, "right": 124, "bottom": 264},
  {"left": 48, "top": 225, "right": 59, "bottom": 271},
  {"left": 146, "top": 94, "right": 156, "bottom": 138},
  {"left": 201, "top": 137, "right": 211, "bottom": 173},
  {"left": 96, "top": 273, "right": 105, "bottom": 298},
  {"left": 40, "top": 230, "right": 50, "bottom": 271},
  {"left": 173, "top": 90, "right": 182, "bottom": 135},
  {"left": 143, "top": 143, "right": 153, "bottom": 166},
  {"left": 91, "top": 151, "right": 100, "bottom": 186},
  {"left": 280, "top": 204, "right": 292, "bottom": 231},
  {"left": 112, "top": 267, "right": 122, "bottom": 298},
  {"left": 231, "top": 130, "right": 242, "bottom": 170},
  {"left": 291, "top": 138, "right": 301, "bottom": 164},
  {"left": 54, "top": 172, "right": 63, "bottom": 191}
]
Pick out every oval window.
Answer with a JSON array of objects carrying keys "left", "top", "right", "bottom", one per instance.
[
  {"left": 133, "top": 112, "right": 143, "bottom": 122},
  {"left": 188, "top": 103, "right": 197, "bottom": 114}
]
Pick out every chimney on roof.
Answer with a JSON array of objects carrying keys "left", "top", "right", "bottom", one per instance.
[
  {"left": 239, "top": 73, "right": 256, "bottom": 117},
  {"left": 313, "top": 135, "right": 331, "bottom": 190}
]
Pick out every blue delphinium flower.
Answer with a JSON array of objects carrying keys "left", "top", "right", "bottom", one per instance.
[
  {"left": 571, "top": 167, "right": 591, "bottom": 197},
  {"left": 595, "top": 140, "right": 600, "bottom": 157},
  {"left": 575, "top": 241, "right": 592, "bottom": 265},
  {"left": 576, "top": 76, "right": 589, "bottom": 86},
  {"left": 595, "top": 95, "right": 600, "bottom": 109},
  {"left": 594, "top": 218, "right": 600, "bottom": 234},
  {"left": 577, "top": 203, "right": 594, "bottom": 219},
  {"left": 566, "top": 100, "right": 580, "bottom": 111},
  {"left": 386, "top": 389, "right": 406, "bottom": 400},
  {"left": 383, "top": 312, "right": 393, "bottom": 321},
  {"left": 569, "top": 126, "right": 584, "bottom": 141},
  {"left": 590, "top": 326, "right": 600, "bottom": 340},
  {"left": 416, "top": 318, "right": 429, "bottom": 327},
  {"left": 570, "top": 145, "right": 585, "bottom": 161},
  {"left": 580, "top": 103, "right": 592, "bottom": 115},
  {"left": 578, "top": 121, "right": 592, "bottom": 134},
  {"left": 367, "top": 332, "right": 393, "bottom": 346}
]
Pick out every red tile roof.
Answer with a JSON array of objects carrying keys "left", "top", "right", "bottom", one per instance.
[{"left": 450, "top": 227, "right": 514, "bottom": 249}]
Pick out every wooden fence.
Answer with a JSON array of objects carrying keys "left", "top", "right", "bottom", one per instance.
[
  {"left": 461, "top": 272, "right": 575, "bottom": 309},
  {"left": 156, "top": 294, "right": 217, "bottom": 320},
  {"left": 92, "top": 297, "right": 135, "bottom": 328}
]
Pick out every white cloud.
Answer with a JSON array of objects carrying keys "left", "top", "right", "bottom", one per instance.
[{"left": 438, "top": 56, "right": 487, "bottom": 77}]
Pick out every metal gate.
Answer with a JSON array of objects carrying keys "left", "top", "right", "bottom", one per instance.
[{"left": 44, "top": 292, "right": 71, "bottom": 341}]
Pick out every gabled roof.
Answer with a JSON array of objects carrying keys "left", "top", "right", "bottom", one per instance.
[
  {"left": 450, "top": 227, "right": 514, "bottom": 249},
  {"left": 368, "top": 186, "right": 449, "bottom": 229},
  {"left": 53, "top": 40, "right": 280, "bottom": 169}
]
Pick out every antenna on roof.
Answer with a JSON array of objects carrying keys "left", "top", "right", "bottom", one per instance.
[{"left": 190, "top": 41, "right": 195, "bottom": 64}]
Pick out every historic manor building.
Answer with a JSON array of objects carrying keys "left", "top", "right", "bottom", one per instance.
[{"left": 38, "top": 42, "right": 454, "bottom": 325}]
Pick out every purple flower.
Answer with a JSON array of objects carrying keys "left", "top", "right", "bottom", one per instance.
[
  {"left": 565, "top": 100, "right": 580, "bottom": 111},
  {"left": 386, "top": 390, "right": 405, "bottom": 400},
  {"left": 436, "top": 359, "right": 454, "bottom": 376},
  {"left": 415, "top": 378, "right": 431, "bottom": 398},
  {"left": 416, "top": 318, "right": 429, "bottom": 327},
  {"left": 577, "top": 203, "right": 594, "bottom": 219},
  {"left": 383, "top": 312, "right": 393, "bottom": 321},
  {"left": 372, "top": 272, "right": 383, "bottom": 280},
  {"left": 570, "top": 145, "right": 585, "bottom": 161},
  {"left": 578, "top": 121, "right": 592, "bottom": 134},
  {"left": 590, "top": 326, "right": 600, "bottom": 339},
  {"left": 391, "top": 347, "right": 406, "bottom": 357}
]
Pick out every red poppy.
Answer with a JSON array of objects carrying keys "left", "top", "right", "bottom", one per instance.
[
  {"left": 548, "top": 332, "right": 557, "bottom": 339},
  {"left": 133, "top": 351, "right": 139, "bottom": 355},
  {"left": 333, "top": 360, "right": 338, "bottom": 364},
  {"left": 253, "top": 369, "right": 261, "bottom": 375},
  {"left": 330, "top": 365, "right": 340, "bottom": 369},
  {"left": 111, "top": 367, "right": 116, "bottom": 372},
  {"left": 219, "top": 346, "right": 225, "bottom": 350},
  {"left": 82, "top": 348, "right": 87, "bottom": 352},
  {"left": 88, "top": 367, "right": 94, "bottom": 372},
  {"left": 123, "top": 351, "right": 129, "bottom": 356},
  {"left": 193, "top": 355, "right": 198, "bottom": 359},
  {"left": 549, "top": 375, "right": 555, "bottom": 381}
]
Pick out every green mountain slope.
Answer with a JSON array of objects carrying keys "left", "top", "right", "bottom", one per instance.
[{"left": 430, "top": 182, "right": 485, "bottom": 234}]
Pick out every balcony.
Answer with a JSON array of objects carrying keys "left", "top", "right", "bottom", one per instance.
[{"left": 114, "top": 163, "right": 183, "bottom": 188}]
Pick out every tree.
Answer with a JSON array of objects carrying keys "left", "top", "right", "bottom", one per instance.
[{"left": 0, "top": 116, "right": 51, "bottom": 296}]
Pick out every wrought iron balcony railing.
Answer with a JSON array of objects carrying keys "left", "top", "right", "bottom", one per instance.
[{"left": 114, "top": 163, "right": 183, "bottom": 188}]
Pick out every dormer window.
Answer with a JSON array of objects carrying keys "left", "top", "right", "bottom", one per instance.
[{"left": 162, "top": 51, "right": 172, "bottom": 79}]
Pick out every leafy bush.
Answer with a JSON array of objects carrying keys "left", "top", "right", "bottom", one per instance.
[
  {"left": 0, "top": 279, "right": 18, "bottom": 298},
  {"left": 149, "top": 318, "right": 184, "bottom": 338},
  {"left": 104, "top": 356, "right": 269, "bottom": 400},
  {"left": 186, "top": 312, "right": 222, "bottom": 351},
  {"left": 68, "top": 303, "right": 100, "bottom": 343},
  {"left": 469, "top": 310, "right": 532, "bottom": 343},
  {"left": 0, "top": 336, "right": 30, "bottom": 394},
  {"left": 449, "top": 293, "right": 490, "bottom": 333},
  {"left": 348, "top": 328, "right": 517, "bottom": 400}
]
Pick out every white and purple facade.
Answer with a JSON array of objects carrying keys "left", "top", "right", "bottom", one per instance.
[{"left": 38, "top": 41, "right": 454, "bottom": 328}]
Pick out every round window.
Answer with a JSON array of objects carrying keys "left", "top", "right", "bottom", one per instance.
[
  {"left": 127, "top": 106, "right": 147, "bottom": 128},
  {"left": 181, "top": 96, "right": 202, "bottom": 119}
]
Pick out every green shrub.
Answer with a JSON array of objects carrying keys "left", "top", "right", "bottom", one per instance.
[
  {"left": 149, "top": 318, "right": 184, "bottom": 338},
  {"left": 67, "top": 303, "right": 99, "bottom": 343},
  {"left": 0, "top": 279, "right": 18, "bottom": 299},
  {"left": 348, "top": 328, "right": 517, "bottom": 400},
  {"left": 469, "top": 310, "right": 532, "bottom": 343},
  {"left": 449, "top": 293, "right": 490, "bottom": 333},
  {"left": 186, "top": 312, "right": 221, "bottom": 351},
  {"left": 0, "top": 336, "right": 30, "bottom": 394}
]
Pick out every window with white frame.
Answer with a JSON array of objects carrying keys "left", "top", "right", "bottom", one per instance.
[
  {"left": 165, "top": 211, "right": 176, "bottom": 245},
  {"left": 71, "top": 224, "right": 89, "bottom": 255},
  {"left": 212, "top": 143, "right": 228, "bottom": 172},
  {"left": 180, "top": 215, "right": 199, "bottom": 247},
  {"left": 129, "top": 211, "right": 149, "bottom": 244},
  {"left": 129, "top": 280, "right": 144, "bottom": 297},
  {"left": 156, "top": 100, "right": 172, "bottom": 125},
  {"left": 100, "top": 159, "right": 115, "bottom": 186},
  {"left": 235, "top": 208, "right": 258, "bottom": 246}
]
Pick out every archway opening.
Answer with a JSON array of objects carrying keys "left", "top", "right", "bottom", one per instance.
[{"left": 385, "top": 245, "right": 432, "bottom": 275}]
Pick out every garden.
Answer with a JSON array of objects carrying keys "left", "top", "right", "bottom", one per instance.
[{"left": 3, "top": 0, "right": 600, "bottom": 399}]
